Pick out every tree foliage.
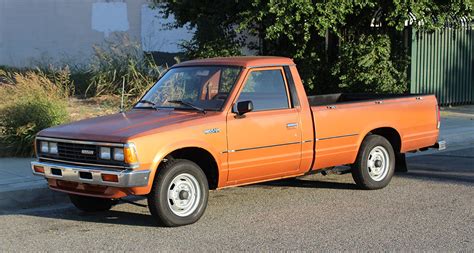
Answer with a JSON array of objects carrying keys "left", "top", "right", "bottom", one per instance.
[{"left": 153, "top": 0, "right": 473, "bottom": 94}]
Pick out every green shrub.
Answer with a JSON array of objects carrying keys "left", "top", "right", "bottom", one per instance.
[
  {"left": 0, "top": 70, "right": 70, "bottom": 156},
  {"left": 332, "top": 34, "right": 408, "bottom": 94}
]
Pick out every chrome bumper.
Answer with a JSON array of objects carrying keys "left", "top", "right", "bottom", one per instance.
[
  {"left": 31, "top": 161, "right": 151, "bottom": 187},
  {"left": 431, "top": 140, "right": 446, "bottom": 151}
]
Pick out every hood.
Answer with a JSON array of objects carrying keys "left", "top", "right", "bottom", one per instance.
[{"left": 38, "top": 109, "right": 209, "bottom": 142}]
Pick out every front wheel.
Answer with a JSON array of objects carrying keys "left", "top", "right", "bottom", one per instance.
[
  {"left": 147, "top": 159, "right": 209, "bottom": 227},
  {"left": 351, "top": 135, "right": 395, "bottom": 190}
]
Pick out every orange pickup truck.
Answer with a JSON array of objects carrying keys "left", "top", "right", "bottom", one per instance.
[{"left": 31, "top": 56, "right": 445, "bottom": 226}]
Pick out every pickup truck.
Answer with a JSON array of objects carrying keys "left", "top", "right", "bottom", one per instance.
[{"left": 31, "top": 56, "right": 445, "bottom": 226}]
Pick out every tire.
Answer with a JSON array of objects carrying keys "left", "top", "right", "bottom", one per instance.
[
  {"left": 147, "top": 159, "right": 209, "bottom": 227},
  {"left": 351, "top": 135, "right": 395, "bottom": 190},
  {"left": 69, "top": 194, "right": 114, "bottom": 212}
]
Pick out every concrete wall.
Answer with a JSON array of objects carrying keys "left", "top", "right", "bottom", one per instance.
[{"left": 0, "top": 0, "right": 193, "bottom": 67}]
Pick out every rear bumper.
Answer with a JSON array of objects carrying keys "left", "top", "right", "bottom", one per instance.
[
  {"left": 31, "top": 161, "right": 150, "bottom": 188},
  {"left": 430, "top": 140, "right": 446, "bottom": 151}
]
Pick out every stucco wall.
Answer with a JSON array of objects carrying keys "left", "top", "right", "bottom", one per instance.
[{"left": 0, "top": 0, "right": 193, "bottom": 67}]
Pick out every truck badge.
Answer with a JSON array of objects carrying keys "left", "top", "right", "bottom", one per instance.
[
  {"left": 204, "top": 128, "right": 220, "bottom": 134},
  {"left": 81, "top": 149, "right": 94, "bottom": 155}
]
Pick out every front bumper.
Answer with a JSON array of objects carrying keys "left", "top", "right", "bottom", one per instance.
[{"left": 31, "top": 161, "right": 150, "bottom": 188}]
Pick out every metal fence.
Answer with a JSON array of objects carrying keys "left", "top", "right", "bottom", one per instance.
[{"left": 410, "top": 25, "right": 473, "bottom": 105}]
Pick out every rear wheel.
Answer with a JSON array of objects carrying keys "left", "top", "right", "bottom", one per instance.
[
  {"left": 147, "top": 159, "right": 209, "bottom": 227},
  {"left": 69, "top": 194, "right": 114, "bottom": 212},
  {"left": 351, "top": 135, "right": 395, "bottom": 190}
]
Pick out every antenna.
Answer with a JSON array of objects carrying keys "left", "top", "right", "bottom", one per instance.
[{"left": 120, "top": 77, "right": 125, "bottom": 113}]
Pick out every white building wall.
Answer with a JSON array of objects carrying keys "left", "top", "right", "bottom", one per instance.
[{"left": 0, "top": 0, "right": 193, "bottom": 67}]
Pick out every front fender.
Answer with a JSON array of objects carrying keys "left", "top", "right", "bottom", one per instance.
[{"left": 144, "top": 140, "right": 225, "bottom": 191}]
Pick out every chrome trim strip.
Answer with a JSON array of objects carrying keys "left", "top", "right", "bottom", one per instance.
[
  {"left": 302, "top": 140, "right": 313, "bottom": 143},
  {"left": 38, "top": 157, "right": 139, "bottom": 169},
  {"left": 31, "top": 161, "right": 150, "bottom": 187},
  {"left": 222, "top": 141, "right": 301, "bottom": 153},
  {"left": 36, "top": 136, "right": 124, "bottom": 147},
  {"left": 316, "top": 133, "right": 358, "bottom": 141}
]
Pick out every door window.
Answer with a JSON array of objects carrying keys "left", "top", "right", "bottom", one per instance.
[{"left": 237, "top": 69, "right": 289, "bottom": 111}]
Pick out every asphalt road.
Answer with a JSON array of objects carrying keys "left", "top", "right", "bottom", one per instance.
[{"left": 0, "top": 146, "right": 472, "bottom": 251}]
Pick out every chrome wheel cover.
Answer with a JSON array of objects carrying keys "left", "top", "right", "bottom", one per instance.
[
  {"left": 367, "top": 146, "right": 390, "bottom": 181},
  {"left": 167, "top": 173, "right": 201, "bottom": 217}
]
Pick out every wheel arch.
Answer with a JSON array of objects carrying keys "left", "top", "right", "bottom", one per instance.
[
  {"left": 163, "top": 147, "right": 219, "bottom": 190},
  {"left": 148, "top": 143, "right": 221, "bottom": 191},
  {"left": 364, "top": 127, "right": 402, "bottom": 153}
]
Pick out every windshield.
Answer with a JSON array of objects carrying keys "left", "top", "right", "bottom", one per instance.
[{"left": 136, "top": 66, "right": 242, "bottom": 111}]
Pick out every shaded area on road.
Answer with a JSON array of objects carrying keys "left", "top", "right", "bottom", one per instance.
[{"left": 404, "top": 147, "right": 474, "bottom": 184}]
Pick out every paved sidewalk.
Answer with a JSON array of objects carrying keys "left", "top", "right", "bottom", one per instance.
[
  {"left": 0, "top": 105, "right": 472, "bottom": 211},
  {"left": 0, "top": 158, "right": 68, "bottom": 211}
]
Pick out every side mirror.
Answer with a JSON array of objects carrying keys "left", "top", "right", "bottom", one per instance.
[{"left": 233, "top": 100, "right": 253, "bottom": 116}]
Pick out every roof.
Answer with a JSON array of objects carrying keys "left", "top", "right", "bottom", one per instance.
[{"left": 173, "top": 56, "right": 295, "bottom": 68}]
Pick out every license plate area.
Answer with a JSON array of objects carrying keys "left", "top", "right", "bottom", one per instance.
[
  {"left": 50, "top": 167, "right": 62, "bottom": 176},
  {"left": 79, "top": 171, "right": 93, "bottom": 180}
]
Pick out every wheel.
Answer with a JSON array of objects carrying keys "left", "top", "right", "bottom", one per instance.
[
  {"left": 69, "top": 194, "right": 114, "bottom": 212},
  {"left": 351, "top": 135, "right": 395, "bottom": 190},
  {"left": 147, "top": 159, "right": 209, "bottom": 227}
]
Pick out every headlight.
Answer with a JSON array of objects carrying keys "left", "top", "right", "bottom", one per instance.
[
  {"left": 113, "top": 148, "right": 124, "bottom": 161},
  {"left": 100, "top": 147, "right": 111, "bottom": 160},
  {"left": 40, "top": 141, "right": 49, "bottom": 153},
  {"left": 49, "top": 142, "right": 58, "bottom": 154}
]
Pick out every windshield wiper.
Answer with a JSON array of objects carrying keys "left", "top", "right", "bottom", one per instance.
[
  {"left": 167, "top": 100, "right": 206, "bottom": 114},
  {"left": 137, "top": 99, "right": 156, "bottom": 106},
  {"left": 135, "top": 99, "right": 158, "bottom": 109}
]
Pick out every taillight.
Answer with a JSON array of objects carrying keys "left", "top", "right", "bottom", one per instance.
[{"left": 436, "top": 105, "right": 441, "bottom": 129}]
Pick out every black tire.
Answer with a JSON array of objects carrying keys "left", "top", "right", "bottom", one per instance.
[
  {"left": 147, "top": 159, "right": 209, "bottom": 227},
  {"left": 69, "top": 194, "right": 114, "bottom": 212},
  {"left": 351, "top": 134, "right": 395, "bottom": 190}
]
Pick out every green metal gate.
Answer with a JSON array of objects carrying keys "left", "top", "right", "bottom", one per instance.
[{"left": 410, "top": 25, "right": 474, "bottom": 105}]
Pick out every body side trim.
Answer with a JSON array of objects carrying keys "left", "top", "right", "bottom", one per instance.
[
  {"left": 222, "top": 141, "right": 301, "bottom": 153},
  {"left": 316, "top": 133, "right": 359, "bottom": 141}
]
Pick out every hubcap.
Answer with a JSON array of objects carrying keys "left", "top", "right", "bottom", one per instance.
[
  {"left": 367, "top": 146, "right": 390, "bottom": 181},
  {"left": 167, "top": 173, "right": 201, "bottom": 217}
]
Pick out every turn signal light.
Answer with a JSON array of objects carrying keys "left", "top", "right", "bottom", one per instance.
[
  {"left": 124, "top": 144, "right": 139, "bottom": 164},
  {"left": 33, "top": 165, "right": 45, "bottom": 174},
  {"left": 101, "top": 174, "right": 118, "bottom": 183}
]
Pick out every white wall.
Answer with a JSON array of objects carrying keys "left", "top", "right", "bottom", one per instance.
[{"left": 0, "top": 0, "right": 193, "bottom": 67}]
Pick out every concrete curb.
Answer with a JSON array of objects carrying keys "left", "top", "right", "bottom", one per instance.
[{"left": 0, "top": 181, "right": 69, "bottom": 212}]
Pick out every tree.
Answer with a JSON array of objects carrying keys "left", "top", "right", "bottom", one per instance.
[{"left": 153, "top": 0, "right": 473, "bottom": 94}]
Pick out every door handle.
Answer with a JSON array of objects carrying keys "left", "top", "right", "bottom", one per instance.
[{"left": 287, "top": 123, "right": 298, "bottom": 128}]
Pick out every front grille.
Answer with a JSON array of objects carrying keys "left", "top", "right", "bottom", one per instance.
[
  {"left": 37, "top": 139, "right": 125, "bottom": 168},
  {"left": 57, "top": 142, "right": 98, "bottom": 163}
]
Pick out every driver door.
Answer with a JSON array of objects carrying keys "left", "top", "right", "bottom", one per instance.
[{"left": 226, "top": 67, "right": 301, "bottom": 185}]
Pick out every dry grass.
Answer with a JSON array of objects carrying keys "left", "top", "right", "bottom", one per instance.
[{"left": 67, "top": 95, "right": 120, "bottom": 121}]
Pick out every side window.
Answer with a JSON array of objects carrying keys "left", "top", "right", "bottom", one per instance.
[{"left": 237, "top": 69, "right": 289, "bottom": 111}]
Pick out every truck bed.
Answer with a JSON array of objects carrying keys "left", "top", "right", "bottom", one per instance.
[
  {"left": 308, "top": 93, "right": 439, "bottom": 170},
  {"left": 308, "top": 93, "right": 425, "bottom": 106}
]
